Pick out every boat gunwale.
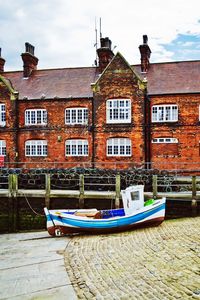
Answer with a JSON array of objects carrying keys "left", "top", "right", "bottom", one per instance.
[{"left": 48, "top": 198, "right": 166, "bottom": 224}]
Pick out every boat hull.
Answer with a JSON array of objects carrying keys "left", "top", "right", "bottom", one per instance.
[
  {"left": 47, "top": 216, "right": 164, "bottom": 236},
  {"left": 44, "top": 199, "right": 166, "bottom": 236}
]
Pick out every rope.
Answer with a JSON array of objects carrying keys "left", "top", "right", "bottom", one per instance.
[{"left": 22, "top": 192, "right": 44, "bottom": 216}]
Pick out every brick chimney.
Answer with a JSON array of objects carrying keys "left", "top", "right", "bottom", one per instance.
[
  {"left": 139, "top": 35, "right": 151, "bottom": 73},
  {"left": 21, "top": 42, "right": 38, "bottom": 78},
  {"left": 0, "top": 48, "right": 5, "bottom": 73},
  {"left": 97, "top": 37, "right": 114, "bottom": 73}
]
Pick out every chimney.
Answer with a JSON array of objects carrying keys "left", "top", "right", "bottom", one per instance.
[
  {"left": 21, "top": 42, "right": 38, "bottom": 78},
  {"left": 97, "top": 37, "right": 114, "bottom": 73},
  {"left": 0, "top": 48, "right": 5, "bottom": 73},
  {"left": 139, "top": 35, "right": 151, "bottom": 73}
]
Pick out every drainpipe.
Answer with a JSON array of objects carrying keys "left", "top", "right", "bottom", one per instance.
[
  {"left": 91, "top": 96, "right": 95, "bottom": 169},
  {"left": 144, "top": 85, "right": 151, "bottom": 169},
  {"left": 13, "top": 92, "right": 19, "bottom": 168},
  {"left": 146, "top": 93, "right": 152, "bottom": 169}
]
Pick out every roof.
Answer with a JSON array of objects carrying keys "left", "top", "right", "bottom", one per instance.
[
  {"left": 3, "top": 59, "right": 200, "bottom": 99},
  {"left": 4, "top": 67, "right": 98, "bottom": 100},
  {"left": 134, "top": 60, "right": 200, "bottom": 95}
]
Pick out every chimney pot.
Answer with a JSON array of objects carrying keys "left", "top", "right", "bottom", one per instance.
[
  {"left": 100, "top": 37, "right": 112, "bottom": 49},
  {"left": 21, "top": 42, "right": 38, "bottom": 78},
  {"left": 97, "top": 36, "right": 114, "bottom": 72},
  {"left": 25, "top": 42, "right": 35, "bottom": 55},
  {"left": 143, "top": 35, "right": 148, "bottom": 45}
]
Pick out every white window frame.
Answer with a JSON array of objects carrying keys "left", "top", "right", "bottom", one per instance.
[
  {"left": 152, "top": 138, "right": 178, "bottom": 143},
  {"left": 107, "top": 138, "right": 131, "bottom": 156},
  {"left": 25, "top": 140, "right": 47, "bottom": 156},
  {"left": 25, "top": 109, "right": 47, "bottom": 125},
  {"left": 106, "top": 99, "right": 131, "bottom": 124},
  {"left": 0, "top": 104, "right": 6, "bottom": 126},
  {"left": 65, "top": 108, "right": 88, "bottom": 125},
  {"left": 65, "top": 139, "right": 88, "bottom": 156},
  {"left": 0, "top": 140, "right": 6, "bottom": 156},
  {"left": 152, "top": 105, "right": 178, "bottom": 122}
]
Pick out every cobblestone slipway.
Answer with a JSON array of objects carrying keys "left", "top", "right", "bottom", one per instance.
[{"left": 64, "top": 217, "right": 200, "bottom": 300}]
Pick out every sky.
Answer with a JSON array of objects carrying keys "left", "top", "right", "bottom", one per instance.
[{"left": 0, "top": 0, "right": 200, "bottom": 71}]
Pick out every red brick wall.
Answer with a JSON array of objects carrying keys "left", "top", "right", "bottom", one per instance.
[
  {"left": 150, "top": 94, "right": 200, "bottom": 170},
  {"left": 93, "top": 53, "right": 146, "bottom": 169},
  {"left": 0, "top": 81, "right": 18, "bottom": 163},
  {"left": 17, "top": 98, "right": 93, "bottom": 168}
]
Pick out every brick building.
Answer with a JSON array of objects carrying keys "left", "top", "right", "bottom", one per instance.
[{"left": 0, "top": 36, "right": 200, "bottom": 171}]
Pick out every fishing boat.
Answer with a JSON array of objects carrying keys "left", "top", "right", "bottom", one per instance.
[{"left": 44, "top": 185, "right": 166, "bottom": 236}]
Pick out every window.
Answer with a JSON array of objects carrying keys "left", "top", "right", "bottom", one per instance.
[
  {"left": 65, "top": 108, "right": 88, "bottom": 125},
  {"left": 152, "top": 105, "right": 178, "bottom": 122},
  {"left": 25, "top": 109, "right": 47, "bottom": 125},
  {"left": 65, "top": 140, "right": 88, "bottom": 156},
  {"left": 107, "top": 138, "right": 131, "bottom": 156},
  {"left": 0, "top": 104, "right": 6, "bottom": 126},
  {"left": 0, "top": 140, "right": 6, "bottom": 156},
  {"left": 25, "top": 140, "right": 47, "bottom": 156},
  {"left": 106, "top": 99, "right": 131, "bottom": 123},
  {"left": 152, "top": 138, "right": 178, "bottom": 143}
]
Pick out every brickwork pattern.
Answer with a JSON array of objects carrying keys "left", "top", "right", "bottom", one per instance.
[
  {"left": 64, "top": 217, "right": 200, "bottom": 299},
  {"left": 151, "top": 94, "right": 200, "bottom": 170}
]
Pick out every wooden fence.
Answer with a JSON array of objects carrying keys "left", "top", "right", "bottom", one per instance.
[{"left": 3, "top": 173, "right": 200, "bottom": 205}]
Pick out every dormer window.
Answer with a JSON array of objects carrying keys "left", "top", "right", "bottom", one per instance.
[
  {"left": 25, "top": 109, "right": 47, "bottom": 125},
  {"left": 106, "top": 99, "right": 131, "bottom": 124},
  {"left": 0, "top": 104, "right": 6, "bottom": 126}
]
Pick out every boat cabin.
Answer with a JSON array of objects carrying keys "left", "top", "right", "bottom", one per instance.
[{"left": 121, "top": 185, "right": 144, "bottom": 215}]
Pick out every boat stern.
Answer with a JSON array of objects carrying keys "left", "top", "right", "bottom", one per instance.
[{"left": 44, "top": 207, "right": 57, "bottom": 236}]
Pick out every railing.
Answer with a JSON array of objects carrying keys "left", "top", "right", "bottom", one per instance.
[
  {"left": 4, "top": 173, "right": 121, "bottom": 209},
  {"left": 152, "top": 174, "right": 200, "bottom": 200},
  {"left": 3, "top": 172, "right": 200, "bottom": 202}
]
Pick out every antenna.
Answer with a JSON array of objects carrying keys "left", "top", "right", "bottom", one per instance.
[
  {"left": 100, "top": 17, "right": 102, "bottom": 38},
  {"left": 94, "top": 17, "right": 98, "bottom": 66},
  {"left": 95, "top": 17, "right": 98, "bottom": 51}
]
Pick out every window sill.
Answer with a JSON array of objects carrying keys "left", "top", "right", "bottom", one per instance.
[{"left": 105, "top": 123, "right": 132, "bottom": 127}]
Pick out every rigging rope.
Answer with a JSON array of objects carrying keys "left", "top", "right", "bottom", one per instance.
[{"left": 22, "top": 192, "right": 44, "bottom": 216}]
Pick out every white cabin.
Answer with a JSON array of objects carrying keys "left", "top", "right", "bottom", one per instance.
[{"left": 121, "top": 185, "right": 144, "bottom": 215}]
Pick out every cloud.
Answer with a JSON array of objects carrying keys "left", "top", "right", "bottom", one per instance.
[{"left": 0, "top": 0, "right": 200, "bottom": 70}]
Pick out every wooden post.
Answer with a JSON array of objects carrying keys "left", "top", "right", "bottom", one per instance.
[
  {"left": 79, "top": 174, "right": 84, "bottom": 208},
  {"left": 12, "top": 174, "right": 18, "bottom": 198},
  {"left": 153, "top": 175, "right": 158, "bottom": 199},
  {"left": 8, "top": 174, "right": 18, "bottom": 232},
  {"left": 192, "top": 176, "right": 196, "bottom": 198},
  {"left": 45, "top": 174, "right": 51, "bottom": 209},
  {"left": 12, "top": 174, "right": 18, "bottom": 232},
  {"left": 115, "top": 174, "right": 121, "bottom": 208},
  {"left": 8, "top": 174, "right": 13, "bottom": 198},
  {"left": 191, "top": 175, "right": 197, "bottom": 216},
  {"left": 8, "top": 174, "right": 13, "bottom": 232}
]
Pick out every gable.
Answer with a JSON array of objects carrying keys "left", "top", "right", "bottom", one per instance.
[
  {"left": 0, "top": 75, "right": 18, "bottom": 100},
  {"left": 92, "top": 52, "right": 146, "bottom": 94}
]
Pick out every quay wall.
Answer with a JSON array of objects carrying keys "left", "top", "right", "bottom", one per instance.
[
  {"left": 0, "top": 196, "right": 200, "bottom": 234},
  {"left": 0, "top": 168, "right": 200, "bottom": 233}
]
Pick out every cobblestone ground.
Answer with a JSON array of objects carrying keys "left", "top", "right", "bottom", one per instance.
[{"left": 64, "top": 217, "right": 200, "bottom": 300}]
